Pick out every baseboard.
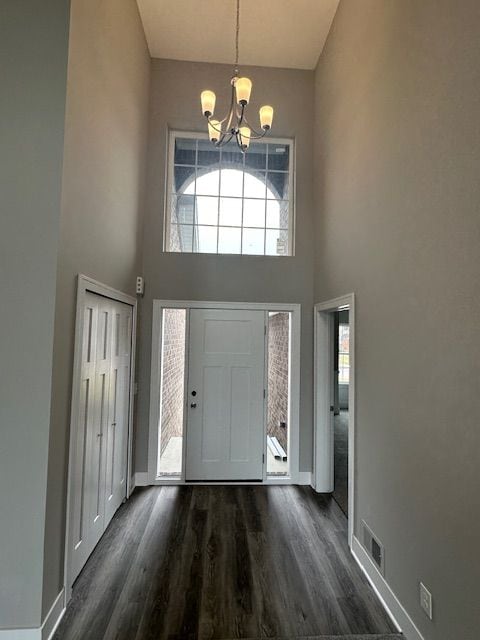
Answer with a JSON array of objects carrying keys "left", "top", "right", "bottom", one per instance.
[
  {"left": 295, "top": 471, "right": 312, "bottom": 485},
  {"left": 351, "top": 536, "right": 424, "bottom": 640},
  {"left": 0, "top": 629, "right": 38, "bottom": 639},
  {"left": 265, "top": 471, "right": 312, "bottom": 486},
  {"left": 41, "top": 588, "right": 65, "bottom": 640},
  {"left": 0, "top": 589, "right": 65, "bottom": 640},
  {"left": 134, "top": 471, "right": 149, "bottom": 487},
  {"left": 136, "top": 471, "right": 311, "bottom": 487},
  {"left": 129, "top": 474, "right": 136, "bottom": 496}
]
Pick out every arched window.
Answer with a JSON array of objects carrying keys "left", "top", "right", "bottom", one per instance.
[{"left": 166, "top": 133, "right": 293, "bottom": 255}]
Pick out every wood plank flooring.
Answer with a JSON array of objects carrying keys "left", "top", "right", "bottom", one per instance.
[{"left": 54, "top": 486, "right": 401, "bottom": 640}]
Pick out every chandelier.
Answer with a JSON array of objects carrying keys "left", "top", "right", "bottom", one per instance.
[{"left": 200, "top": 0, "right": 274, "bottom": 152}]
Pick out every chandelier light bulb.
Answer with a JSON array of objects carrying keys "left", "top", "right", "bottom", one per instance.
[
  {"left": 239, "top": 126, "right": 251, "bottom": 149},
  {"left": 208, "top": 119, "right": 221, "bottom": 143},
  {"left": 201, "top": 90, "right": 216, "bottom": 117},
  {"left": 235, "top": 77, "right": 252, "bottom": 105},
  {"left": 259, "top": 105, "right": 274, "bottom": 130}
]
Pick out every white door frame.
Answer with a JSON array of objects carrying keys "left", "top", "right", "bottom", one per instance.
[
  {"left": 314, "top": 293, "right": 355, "bottom": 547},
  {"left": 64, "top": 274, "right": 137, "bottom": 603},
  {"left": 147, "top": 300, "right": 304, "bottom": 485}
]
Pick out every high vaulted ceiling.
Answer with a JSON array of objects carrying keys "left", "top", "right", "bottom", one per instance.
[{"left": 136, "top": 0, "right": 339, "bottom": 70}]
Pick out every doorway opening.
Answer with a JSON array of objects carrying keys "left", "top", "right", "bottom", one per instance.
[
  {"left": 314, "top": 294, "right": 355, "bottom": 547},
  {"left": 157, "top": 308, "right": 187, "bottom": 477},
  {"left": 267, "top": 311, "right": 291, "bottom": 476},
  {"left": 333, "top": 310, "right": 350, "bottom": 515},
  {"left": 149, "top": 301, "right": 302, "bottom": 485}
]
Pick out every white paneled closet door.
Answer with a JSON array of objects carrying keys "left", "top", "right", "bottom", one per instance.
[
  {"left": 71, "top": 294, "right": 98, "bottom": 580},
  {"left": 70, "top": 292, "right": 133, "bottom": 585},
  {"left": 104, "top": 301, "right": 132, "bottom": 526}
]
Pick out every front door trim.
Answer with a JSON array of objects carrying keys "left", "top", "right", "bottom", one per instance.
[{"left": 148, "top": 300, "right": 301, "bottom": 486}]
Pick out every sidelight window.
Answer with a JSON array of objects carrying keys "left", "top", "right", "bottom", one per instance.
[
  {"left": 157, "top": 308, "right": 187, "bottom": 476},
  {"left": 267, "top": 311, "right": 291, "bottom": 476}
]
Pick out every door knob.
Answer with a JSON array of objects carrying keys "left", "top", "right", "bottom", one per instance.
[{"left": 190, "top": 402, "right": 197, "bottom": 408}]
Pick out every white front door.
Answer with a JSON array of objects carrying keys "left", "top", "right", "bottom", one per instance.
[{"left": 185, "top": 309, "right": 265, "bottom": 481}]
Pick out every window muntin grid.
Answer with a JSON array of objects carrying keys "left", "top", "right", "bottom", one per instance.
[{"left": 165, "top": 133, "right": 294, "bottom": 256}]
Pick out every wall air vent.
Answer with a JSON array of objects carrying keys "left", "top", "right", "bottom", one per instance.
[{"left": 362, "top": 520, "right": 385, "bottom": 576}]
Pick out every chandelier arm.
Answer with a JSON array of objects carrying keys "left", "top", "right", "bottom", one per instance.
[
  {"left": 240, "top": 113, "right": 267, "bottom": 139},
  {"left": 248, "top": 130, "right": 268, "bottom": 140},
  {"left": 235, "top": 132, "right": 246, "bottom": 153},
  {"left": 216, "top": 131, "right": 229, "bottom": 146},
  {"left": 217, "top": 132, "right": 235, "bottom": 147},
  {"left": 236, "top": 103, "right": 246, "bottom": 129},
  {"left": 225, "top": 82, "right": 237, "bottom": 133},
  {"left": 207, "top": 112, "right": 238, "bottom": 137},
  {"left": 207, "top": 82, "right": 237, "bottom": 135},
  {"left": 206, "top": 116, "right": 229, "bottom": 136},
  {"left": 218, "top": 113, "right": 232, "bottom": 127}
]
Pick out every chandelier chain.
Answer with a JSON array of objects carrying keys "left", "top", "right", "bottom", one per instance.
[{"left": 235, "top": 0, "right": 240, "bottom": 69}]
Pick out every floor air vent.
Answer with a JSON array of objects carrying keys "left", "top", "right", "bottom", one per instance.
[{"left": 362, "top": 520, "right": 385, "bottom": 576}]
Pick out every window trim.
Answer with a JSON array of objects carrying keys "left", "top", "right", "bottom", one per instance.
[{"left": 164, "top": 128, "right": 296, "bottom": 256}]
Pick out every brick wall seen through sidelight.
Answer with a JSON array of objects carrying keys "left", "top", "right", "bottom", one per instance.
[
  {"left": 160, "top": 308, "right": 186, "bottom": 455},
  {"left": 267, "top": 312, "right": 290, "bottom": 452}
]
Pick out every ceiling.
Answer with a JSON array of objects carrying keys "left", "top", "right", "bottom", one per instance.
[{"left": 136, "top": 0, "right": 340, "bottom": 70}]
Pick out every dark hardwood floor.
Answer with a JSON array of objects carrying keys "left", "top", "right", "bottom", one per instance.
[{"left": 54, "top": 486, "right": 401, "bottom": 640}]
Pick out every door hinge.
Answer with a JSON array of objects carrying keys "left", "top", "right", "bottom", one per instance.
[
  {"left": 263, "top": 389, "right": 266, "bottom": 399},
  {"left": 264, "top": 325, "right": 267, "bottom": 335},
  {"left": 262, "top": 453, "right": 265, "bottom": 464}
]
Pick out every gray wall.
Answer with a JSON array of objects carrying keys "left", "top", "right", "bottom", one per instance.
[
  {"left": 42, "top": 0, "right": 150, "bottom": 617},
  {"left": 136, "top": 59, "right": 315, "bottom": 473},
  {"left": 314, "top": 1, "right": 480, "bottom": 638},
  {"left": 0, "top": 1, "right": 70, "bottom": 629}
]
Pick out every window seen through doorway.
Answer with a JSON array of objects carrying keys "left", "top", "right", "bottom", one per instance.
[{"left": 338, "top": 323, "right": 350, "bottom": 384}]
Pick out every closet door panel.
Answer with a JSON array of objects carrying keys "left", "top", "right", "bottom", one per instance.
[
  {"left": 85, "top": 299, "right": 112, "bottom": 550},
  {"left": 104, "top": 301, "right": 132, "bottom": 526},
  {"left": 71, "top": 296, "right": 98, "bottom": 581}
]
